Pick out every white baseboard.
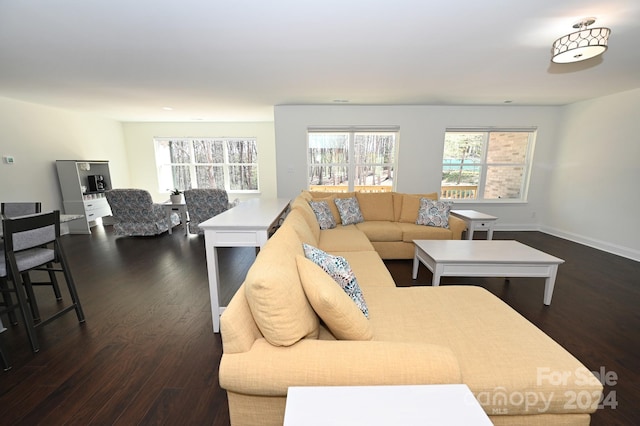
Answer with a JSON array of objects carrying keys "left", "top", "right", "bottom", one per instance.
[
  {"left": 493, "top": 223, "right": 539, "bottom": 232},
  {"left": 491, "top": 223, "right": 640, "bottom": 262},
  {"left": 539, "top": 226, "right": 640, "bottom": 262}
]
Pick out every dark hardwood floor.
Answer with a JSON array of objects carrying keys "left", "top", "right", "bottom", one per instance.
[{"left": 1, "top": 225, "right": 638, "bottom": 425}]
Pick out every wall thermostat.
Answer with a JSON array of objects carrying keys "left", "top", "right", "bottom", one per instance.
[{"left": 3, "top": 155, "right": 15, "bottom": 164}]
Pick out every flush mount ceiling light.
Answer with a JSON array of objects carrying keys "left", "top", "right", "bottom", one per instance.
[{"left": 551, "top": 17, "right": 611, "bottom": 63}]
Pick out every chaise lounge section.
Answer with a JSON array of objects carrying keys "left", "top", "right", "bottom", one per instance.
[{"left": 218, "top": 192, "right": 603, "bottom": 425}]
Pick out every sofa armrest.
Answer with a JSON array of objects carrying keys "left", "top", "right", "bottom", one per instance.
[
  {"left": 448, "top": 215, "right": 466, "bottom": 240},
  {"left": 220, "top": 338, "right": 461, "bottom": 396}
]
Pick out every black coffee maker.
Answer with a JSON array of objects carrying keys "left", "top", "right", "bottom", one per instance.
[{"left": 88, "top": 175, "right": 106, "bottom": 192}]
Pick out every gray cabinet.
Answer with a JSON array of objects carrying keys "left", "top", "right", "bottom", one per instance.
[{"left": 55, "top": 160, "right": 113, "bottom": 234}]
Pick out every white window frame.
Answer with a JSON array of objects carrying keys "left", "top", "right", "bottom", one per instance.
[
  {"left": 307, "top": 126, "right": 399, "bottom": 192},
  {"left": 441, "top": 128, "right": 536, "bottom": 202},
  {"left": 154, "top": 137, "right": 259, "bottom": 194}
]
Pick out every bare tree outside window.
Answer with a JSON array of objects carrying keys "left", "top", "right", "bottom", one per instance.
[
  {"left": 154, "top": 138, "right": 259, "bottom": 193},
  {"left": 308, "top": 130, "right": 397, "bottom": 192}
]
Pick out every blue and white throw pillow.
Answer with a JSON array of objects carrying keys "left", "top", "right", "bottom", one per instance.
[
  {"left": 302, "top": 243, "right": 369, "bottom": 318},
  {"left": 416, "top": 198, "right": 452, "bottom": 228},
  {"left": 308, "top": 200, "right": 336, "bottom": 230},
  {"left": 333, "top": 197, "right": 364, "bottom": 226}
]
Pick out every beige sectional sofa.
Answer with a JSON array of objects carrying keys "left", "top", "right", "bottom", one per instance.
[
  {"left": 219, "top": 192, "right": 603, "bottom": 425},
  {"left": 300, "top": 190, "right": 467, "bottom": 259}
]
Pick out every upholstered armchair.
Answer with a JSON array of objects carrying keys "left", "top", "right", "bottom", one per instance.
[
  {"left": 183, "top": 189, "right": 230, "bottom": 235},
  {"left": 105, "top": 189, "right": 179, "bottom": 236}
]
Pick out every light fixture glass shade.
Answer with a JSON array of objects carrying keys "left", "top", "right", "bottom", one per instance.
[
  {"left": 552, "top": 27, "right": 610, "bottom": 63},
  {"left": 551, "top": 28, "right": 611, "bottom": 64}
]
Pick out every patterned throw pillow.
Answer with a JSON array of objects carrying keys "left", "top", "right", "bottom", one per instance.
[
  {"left": 308, "top": 200, "right": 337, "bottom": 230},
  {"left": 333, "top": 197, "right": 364, "bottom": 225},
  {"left": 416, "top": 198, "right": 452, "bottom": 228},
  {"left": 302, "top": 243, "right": 369, "bottom": 318},
  {"left": 296, "top": 256, "right": 373, "bottom": 340}
]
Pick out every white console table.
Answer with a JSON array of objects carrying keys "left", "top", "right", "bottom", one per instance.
[{"left": 199, "top": 198, "right": 290, "bottom": 333}]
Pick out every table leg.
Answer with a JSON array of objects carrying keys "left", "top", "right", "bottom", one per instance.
[
  {"left": 412, "top": 248, "right": 420, "bottom": 279},
  {"left": 466, "top": 224, "right": 474, "bottom": 240},
  {"left": 167, "top": 210, "right": 173, "bottom": 235},
  {"left": 204, "top": 233, "right": 222, "bottom": 332},
  {"left": 543, "top": 265, "right": 559, "bottom": 306},
  {"left": 487, "top": 225, "right": 494, "bottom": 240},
  {"left": 181, "top": 209, "right": 188, "bottom": 236},
  {"left": 432, "top": 264, "right": 443, "bottom": 286}
]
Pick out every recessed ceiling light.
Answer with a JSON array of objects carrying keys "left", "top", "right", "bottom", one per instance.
[
  {"left": 333, "top": 99, "right": 349, "bottom": 103},
  {"left": 504, "top": 100, "right": 513, "bottom": 104},
  {"left": 162, "top": 106, "right": 174, "bottom": 111}
]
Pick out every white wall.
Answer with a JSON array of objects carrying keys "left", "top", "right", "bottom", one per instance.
[
  {"left": 542, "top": 89, "right": 640, "bottom": 261},
  {"left": 0, "top": 97, "right": 129, "bottom": 211},
  {"left": 274, "top": 104, "right": 562, "bottom": 231},
  {"left": 121, "top": 122, "right": 277, "bottom": 202}
]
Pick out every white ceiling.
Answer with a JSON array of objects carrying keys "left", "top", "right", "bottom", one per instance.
[{"left": 1, "top": 0, "right": 639, "bottom": 122}]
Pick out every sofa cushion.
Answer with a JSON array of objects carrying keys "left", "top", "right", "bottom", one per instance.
[
  {"left": 318, "top": 226, "right": 375, "bottom": 252},
  {"left": 290, "top": 197, "right": 321, "bottom": 242},
  {"left": 285, "top": 208, "right": 318, "bottom": 246},
  {"left": 303, "top": 243, "right": 369, "bottom": 318},
  {"left": 334, "top": 197, "right": 364, "bottom": 225},
  {"left": 219, "top": 285, "right": 264, "bottom": 354},
  {"left": 354, "top": 221, "right": 403, "bottom": 242},
  {"left": 244, "top": 224, "right": 320, "bottom": 346},
  {"left": 308, "top": 200, "right": 336, "bottom": 230},
  {"left": 333, "top": 251, "right": 397, "bottom": 289},
  {"left": 398, "top": 222, "right": 454, "bottom": 242},
  {"left": 355, "top": 192, "right": 395, "bottom": 221},
  {"left": 297, "top": 256, "right": 373, "bottom": 340},
  {"left": 364, "top": 286, "right": 603, "bottom": 416},
  {"left": 392, "top": 192, "right": 404, "bottom": 222},
  {"left": 416, "top": 198, "right": 452, "bottom": 228},
  {"left": 298, "top": 190, "right": 313, "bottom": 201},
  {"left": 399, "top": 193, "right": 438, "bottom": 223},
  {"left": 310, "top": 191, "right": 355, "bottom": 200}
]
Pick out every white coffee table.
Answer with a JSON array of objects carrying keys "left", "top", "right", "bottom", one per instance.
[
  {"left": 413, "top": 240, "right": 564, "bottom": 305},
  {"left": 450, "top": 209, "right": 498, "bottom": 240},
  {"left": 284, "top": 384, "right": 492, "bottom": 425}
]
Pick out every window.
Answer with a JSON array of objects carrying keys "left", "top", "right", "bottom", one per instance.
[
  {"left": 154, "top": 138, "right": 258, "bottom": 192},
  {"left": 441, "top": 129, "right": 535, "bottom": 201},
  {"left": 307, "top": 128, "right": 398, "bottom": 192}
]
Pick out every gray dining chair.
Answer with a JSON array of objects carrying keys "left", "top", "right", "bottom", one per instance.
[
  {"left": 1, "top": 210, "right": 85, "bottom": 353},
  {"left": 0, "top": 317, "right": 9, "bottom": 371},
  {"left": 1, "top": 202, "right": 42, "bottom": 217},
  {"left": 1, "top": 202, "right": 62, "bottom": 317}
]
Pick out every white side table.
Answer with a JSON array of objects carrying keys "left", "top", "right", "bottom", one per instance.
[
  {"left": 450, "top": 209, "right": 498, "bottom": 240},
  {"left": 284, "top": 384, "right": 492, "bottom": 425},
  {"left": 162, "top": 202, "right": 188, "bottom": 236}
]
